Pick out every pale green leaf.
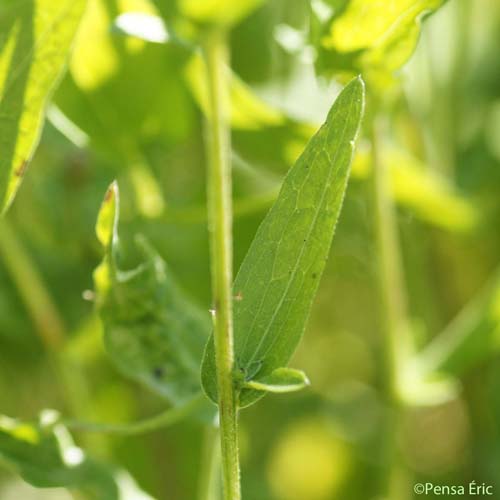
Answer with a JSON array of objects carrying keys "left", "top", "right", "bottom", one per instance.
[
  {"left": 315, "top": 0, "right": 446, "bottom": 83},
  {"left": 94, "top": 183, "right": 210, "bottom": 405},
  {"left": 0, "top": 411, "right": 154, "bottom": 499},
  {"left": 202, "top": 77, "right": 365, "bottom": 408},
  {"left": 0, "top": 0, "right": 86, "bottom": 214},
  {"left": 243, "top": 367, "right": 310, "bottom": 394}
]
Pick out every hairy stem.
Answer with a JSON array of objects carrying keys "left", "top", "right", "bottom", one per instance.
[{"left": 202, "top": 29, "right": 241, "bottom": 500}]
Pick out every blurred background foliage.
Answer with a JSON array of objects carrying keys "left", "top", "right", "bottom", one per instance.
[{"left": 0, "top": 0, "right": 500, "bottom": 498}]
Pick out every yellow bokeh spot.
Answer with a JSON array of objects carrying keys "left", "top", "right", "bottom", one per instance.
[{"left": 267, "top": 418, "right": 347, "bottom": 500}]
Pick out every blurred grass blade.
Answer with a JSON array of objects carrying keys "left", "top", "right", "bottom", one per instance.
[
  {"left": 415, "top": 269, "right": 500, "bottom": 377},
  {"left": 0, "top": 0, "right": 85, "bottom": 214},
  {"left": 94, "top": 183, "right": 211, "bottom": 406},
  {"left": 243, "top": 368, "right": 310, "bottom": 394},
  {"left": 0, "top": 411, "right": 155, "bottom": 499},
  {"left": 202, "top": 77, "right": 365, "bottom": 408}
]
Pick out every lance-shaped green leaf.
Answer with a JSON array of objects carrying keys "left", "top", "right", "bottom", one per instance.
[
  {"left": 94, "top": 183, "right": 210, "bottom": 405},
  {"left": 242, "top": 367, "right": 310, "bottom": 394},
  {"left": 0, "top": 411, "right": 154, "bottom": 499},
  {"left": 0, "top": 0, "right": 86, "bottom": 214},
  {"left": 312, "top": 0, "right": 446, "bottom": 84},
  {"left": 202, "top": 77, "right": 365, "bottom": 408}
]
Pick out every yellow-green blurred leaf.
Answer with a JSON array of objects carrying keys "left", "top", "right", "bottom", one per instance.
[
  {"left": 179, "top": 0, "right": 264, "bottom": 27},
  {"left": 0, "top": 0, "right": 85, "bottom": 214},
  {"left": 96, "top": 181, "right": 119, "bottom": 249},
  {"left": 352, "top": 146, "right": 478, "bottom": 231},
  {"left": 316, "top": 0, "right": 446, "bottom": 84},
  {"left": 184, "top": 53, "right": 285, "bottom": 130},
  {"left": 71, "top": 0, "right": 158, "bottom": 91}
]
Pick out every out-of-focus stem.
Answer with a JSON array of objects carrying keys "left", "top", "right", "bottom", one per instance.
[
  {"left": 370, "top": 114, "right": 409, "bottom": 401},
  {"left": 64, "top": 393, "right": 205, "bottom": 435},
  {"left": 198, "top": 424, "right": 221, "bottom": 500},
  {"left": 369, "top": 112, "right": 411, "bottom": 500}
]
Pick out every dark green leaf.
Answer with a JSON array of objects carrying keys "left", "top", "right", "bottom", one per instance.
[
  {"left": 202, "top": 77, "right": 365, "bottom": 408},
  {"left": 0, "top": 0, "right": 85, "bottom": 214},
  {"left": 94, "top": 183, "right": 210, "bottom": 404}
]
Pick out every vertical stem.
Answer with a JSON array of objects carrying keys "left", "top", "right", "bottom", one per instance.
[
  {"left": 369, "top": 113, "right": 411, "bottom": 500},
  {"left": 202, "top": 30, "right": 241, "bottom": 500},
  {"left": 198, "top": 425, "right": 221, "bottom": 500},
  {"left": 370, "top": 113, "right": 408, "bottom": 401}
]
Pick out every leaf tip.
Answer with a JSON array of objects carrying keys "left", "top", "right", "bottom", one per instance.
[{"left": 96, "top": 181, "right": 119, "bottom": 248}]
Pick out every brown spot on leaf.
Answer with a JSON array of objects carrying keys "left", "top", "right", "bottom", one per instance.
[
  {"left": 15, "top": 160, "right": 28, "bottom": 177},
  {"left": 234, "top": 291, "right": 243, "bottom": 302},
  {"left": 104, "top": 186, "right": 113, "bottom": 202}
]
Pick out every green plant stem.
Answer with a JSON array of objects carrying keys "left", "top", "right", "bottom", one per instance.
[
  {"left": 370, "top": 114, "right": 409, "bottom": 401},
  {"left": 198, "top": 425, "right": 221, "bottom": 500},
  {"left": 369, "top": 112, "right": 411, "bottom": 500},
  {"left": 64, "top": 393, "right": 205, "bottom": 435},
  {"left": 202, "top": 29, "right": 241, "bottom": 500}
]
